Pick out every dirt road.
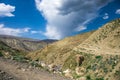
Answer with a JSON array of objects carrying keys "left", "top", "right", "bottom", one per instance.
[{"left": 0, "top": 57, "right": 72, "bottom": 80}]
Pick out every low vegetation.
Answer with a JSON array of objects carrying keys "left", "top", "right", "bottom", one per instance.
[{"left": 0, "top": 19, "right": 120, "bottom": 80}]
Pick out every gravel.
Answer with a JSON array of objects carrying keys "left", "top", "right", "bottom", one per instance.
[{"left": 0, "top": 70, "right": 16, "bottom": 80}]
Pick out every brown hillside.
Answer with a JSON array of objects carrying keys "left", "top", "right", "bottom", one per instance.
[
  {"left": 74, "top": 18, "right": 120, "bottom": 55},
  {"left": 27, "top": 31, "right": 94, "bottom": 65},
  {"left": 0, "top": 35, "right": 56, "bottom": 52},
  {"left": 27, "top": 19, "right": 120, "bottom": 80}
]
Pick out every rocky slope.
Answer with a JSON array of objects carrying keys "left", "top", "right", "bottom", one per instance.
[
  {"left": 0, "top": 35, "right": 57, "bottom": 52},
  {"left": 27, "top": 19, "right": 120, "bottom": 80},
  {"left": 0, "top": 57, "right": 72, "bottom": 80},
  {"left": 27, "top": 31, "right": 94, "bottom": 64},
  {"left": 74, "top": 18, "right": 120, "bottom": 55},
  {"left": 0, "top": 69, "right": 17, "bottom": 80},
  {"left": 0, "top": 40, "right": 25, "bottom": 58}
]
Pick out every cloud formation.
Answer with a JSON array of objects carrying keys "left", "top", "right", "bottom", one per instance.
[
  {"left": 35, "top": 0, "right": 112, "bottom": 39},
  {"left": 0, "top": 3, "right": 15, "bottom": 17},
  {"left": 103, "top": 13, "right": 109, "bottom": 19},
  {"left": 116, "top": 9, "right": 120, "bottom": 14},
  {"left": 0, "top": 24, "right": 30, "bottom": 36},
  {"left": 31, "top": 30, "right": 42, "bottom": 34}
]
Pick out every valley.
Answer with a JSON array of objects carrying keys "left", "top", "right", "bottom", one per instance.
[{"left": 0, "top": 19, "right": 120, "bottom": 80}]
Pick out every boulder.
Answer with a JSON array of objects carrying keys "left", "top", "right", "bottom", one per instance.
[
  {"left": 63, "top": 69, "right": 73, "bottom": 79},
  {"left": 76, "top": 54, "right": 84, "bottom": 66},
  {"left": 75, "top": 67, "right": 86, "bottom": 76}
]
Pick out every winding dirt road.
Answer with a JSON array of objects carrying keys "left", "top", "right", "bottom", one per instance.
[{"left": 0, "top": 57, "right": 72, "bottom": 80}]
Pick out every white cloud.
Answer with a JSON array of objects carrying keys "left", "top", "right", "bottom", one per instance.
[
  {"left": 0, "top": 24, "right": 30, "bottom": 36},
  {"left": 74, "top": 26, "right": 87, "bottom": 32},
  {"left": 31, "top": 31, "right": 38, "bottom": 34},
  {"left": 23, "top": 28, "right": 31, "bottom": 32},
  {"left": 0, "top": 3, "right": 15, "bottom": 17},
  {"left": 31, "top": 30, "right": 43, "bottom": 35},
  {"left": 35, "top": 0, "right": 113, "bottom": 39},
  {"left": 103, "top": 13, "right": 109, "bottom": 19},
  {"left": 116, "top": 9, "right": 120, "bottom": 14}
]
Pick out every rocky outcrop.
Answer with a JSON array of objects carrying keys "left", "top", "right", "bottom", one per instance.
[{"left": 76, "top": 54, "right": 84, "bottom": 66}]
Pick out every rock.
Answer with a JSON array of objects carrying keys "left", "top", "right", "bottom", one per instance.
[
  {"left": 48, "top": 64, "right": 55, "bottom": 71},
  {"left": 0, "top": 71, "right": 5, "bottom": 74},
  {"left": 48, "top": 64, "right": 62, "bottom": 72},
  {"left": 16, "top": 66, "right": 21, "bottom": 69},
  {"left": 8, "top": 77, "right": 13, "bottom": 79},
  {"left": 75, "top": 67, "right": 86, "bottom": 76},
  {"left": 76, "top": 54, "right": 84, "bottom": 66},
  {"left": 28, "top": 65, "right": 32, "bottom": 69},
  {"left": 21, "top": 68, "right": 26, "bottom": 72},
  {"left": 63, "top": 69, "right": 73, "bottom": 79},
  {"left": 41, "top": 62, "right": 46, "bottom": 67},
  {"left": 0, "top": 70, "right": 16, "bottom": 80}
]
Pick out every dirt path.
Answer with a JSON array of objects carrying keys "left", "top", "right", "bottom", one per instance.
[{"left": 0, "top": 57, "right": 72, "bottom": 80}]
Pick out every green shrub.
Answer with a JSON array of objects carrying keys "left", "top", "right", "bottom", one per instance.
[
  {"left": 29, "top": 61, "right": 42, "bottom": 68},
  {"left": 114, "top": 70, "right": 120, "bottom": 80},
  {"left": 103, "top": 68, "right": 108, "bottom": 73},
  {"left": 86, "top": 75, "right": 92, "bottom": 80},
  {"left": 0, "top": 52, "right": 3, "bottom": 57},
  {"left": 87, "top": 65, "right": 91, "bottom": 70},
  {"left": 13, "top": 55, "right": 27, "bottom": 62},
  {"left": 95, "top": 56, "right": 102, "bottom": 59},
  {"left": 72, "top": 73, "right": 81, "bottom": 79},
  {"left": 96, "top": 77, "right": 104, "bottom": 80}
]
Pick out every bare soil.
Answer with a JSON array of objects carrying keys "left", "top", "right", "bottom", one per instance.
[{"left": 0, "top": 57, "right": 72, "bottom": 80}]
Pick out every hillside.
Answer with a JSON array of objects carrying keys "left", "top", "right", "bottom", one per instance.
[
  {"left": 0, "top": 35, "right": 57, "bottom": 52},
  {"left": 27, "top": 19, "right": 120, "bottom": 80},
  {"left": 27, "top": 31, "right": 94, "bottom": 65},
  {"left": 74, "top": 18, "right": 120, "bottom": 55},
  {"left": 0, "top": 40, "right": 25, "bottom": 58},
  {"left": 0, "top": 37, "right": 71, "bottom": 80}
]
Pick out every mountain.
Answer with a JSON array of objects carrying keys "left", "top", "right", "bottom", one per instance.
[
  {"left": 0, "top": 35, "right": 57, "bottom": 52},
  {"left": 27, "top": 19, "right": 120, "bottom": 80},
  {"left": 27, "top": 31, "right": 94, "bottom": 64},
  {"left": 0, "top": 40, "right": 25, "bottom": 58},
  {"left": 71, "top": 18, "right": 120, "bottom": 80},
  {"left": 74, "top": 18, "right": 120, "bottom": 55}
]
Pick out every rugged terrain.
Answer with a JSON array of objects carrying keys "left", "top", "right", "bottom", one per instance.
[
  {"left": 0, "top": 19, "right": 119, "bottom": 80},
  {"left": 0, "top": 35, "right": 57, "bottom": 52},
  {"left": 74, "top": 18, "right": 120, "bottom": 55},
  {"left": 0, "top": 57, "right": 72, "bottom": 80},
  {"left": 27, "top": 31, "right": 94, "bottom": 64},
  {"left": 27, "top": 19, "right": 120, "bottom": 80},
  {"left": 0, "top": 40, "right": 25, "bottom": 58}
]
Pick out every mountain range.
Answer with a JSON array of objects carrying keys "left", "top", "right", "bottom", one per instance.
[
  {"left": 0, "top": 35, "right": 57, "bottom": 52},
  {"left": 0, "top": 19, "right": 120, "bottom": 80}
]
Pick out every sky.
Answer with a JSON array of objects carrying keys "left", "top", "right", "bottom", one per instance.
[{"left": 0, "top": 0, "right": 120, "bottom": 40}]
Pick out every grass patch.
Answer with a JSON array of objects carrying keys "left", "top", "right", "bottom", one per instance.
[
  {"left": 63, "top": 52, "right": 77, "bottom": 70},
  {"left": 0, "top": 52, "right": 3, "bottom": 57}
]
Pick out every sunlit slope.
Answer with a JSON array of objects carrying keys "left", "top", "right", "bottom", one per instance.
[
  {"left": 27, "top": 19, "right": 120, "bottom": 80},
  {"left": 74, "top": 18, "right": 120, "bottom": 55},
  {"left": 27, "top": 31, "right": 94, "bottom": 64}
]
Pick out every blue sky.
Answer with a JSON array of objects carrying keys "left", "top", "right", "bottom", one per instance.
[{"left": 0, "top": 0, "right": 120, "bottom": 40}]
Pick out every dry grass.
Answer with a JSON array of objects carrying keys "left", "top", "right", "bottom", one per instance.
[{"left": 27, "top": 19, "right": 120, "bottom": 80}]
